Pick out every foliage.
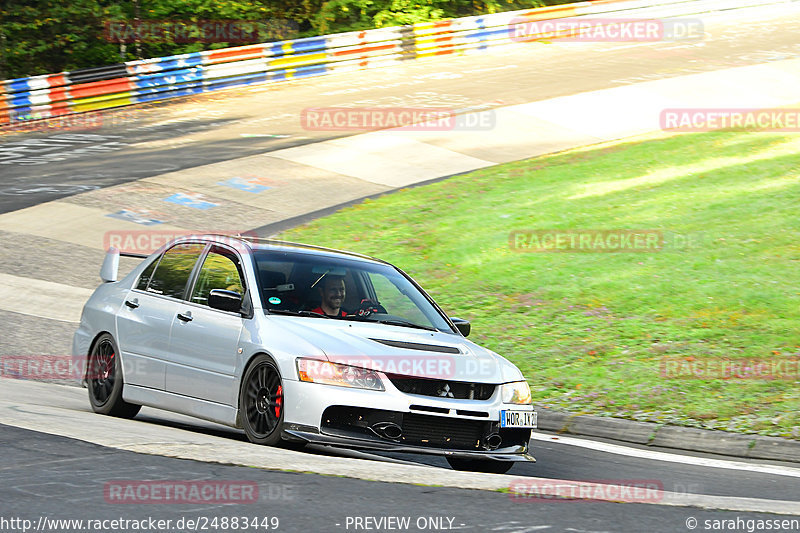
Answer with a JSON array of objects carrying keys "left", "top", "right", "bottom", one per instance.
[
  {"left": 0, "top": 0, "right": 123, "bottom": 78},
  {"left": 314, "top": 0, "right": 539, "bottom": 34},
  {"left": 1, "top": 0, "right": 555, "bottom": 79}
]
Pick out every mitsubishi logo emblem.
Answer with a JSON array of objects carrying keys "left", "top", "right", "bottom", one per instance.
[{"left": 437, "top": 383, "right": 455, "bottom": 398}]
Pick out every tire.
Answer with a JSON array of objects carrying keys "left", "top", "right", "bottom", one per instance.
[
  {"left": 87, "top": 333, "right": 141, "bottom": 418},
  {"left": 446, "top": 457, "right": 514, "bottom": 474},
  {"left": 239, "top": 355, "right": 285, "bottom": 446}
]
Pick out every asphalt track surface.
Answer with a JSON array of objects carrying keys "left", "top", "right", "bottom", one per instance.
[
  {"left": 3, "top": 423, "right": 793, "bottom": 533},
  {"left": 2, "top": 6, "right": 800, "bottom": 214},
  {"left": 121, "top": 404, "right": 800, "bottom": 502},
  {"left": 1, "top": 5, "right": 800, "bottom": 532}
]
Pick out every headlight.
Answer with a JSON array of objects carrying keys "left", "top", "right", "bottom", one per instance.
[
  {"left": 296, "top": 358, "right": 384, "bottom": 391},
  {"left": 501, "top": 381, "right": 532, "bottom": 404}
]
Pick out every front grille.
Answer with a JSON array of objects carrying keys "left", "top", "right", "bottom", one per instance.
[
  {"left": 388, "top": 375, "right": 495, "bottom": 400},
  {"left": 402, "top": 413, "right": 485, "bottom": 449},
  {"left": 321, "top": 406, "right": 531, "bottom": 451}
]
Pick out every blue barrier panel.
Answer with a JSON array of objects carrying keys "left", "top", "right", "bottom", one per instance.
[
  {"left": 290, "top": 37, "right": 329, "bottom": 53},
  {"left": 475, "top": 18, "right": 488, "bottom": 50},
  {"left": 266, "top": 37, "right": 328, "bottom": 58},
  {"left": 268, "top": 42, "right": 287, "bottom": 57},
  {"left": 466, "top": 27, "right": 512, "bottom": 41},
  {"left": 134, "top": 82, "right": 205, "bottom": 102},
  {"left": 205, "top": 72, "right": 269, "bottom": 91},
  {"left": 148, "top": 55, "right": 204, "bottom": 71},
  {"left": 6, "top": 79, "right": 35, "bottom": 93},
  {"left": 267, "top": 63, "right": 328, "bottom": 82},
  {"left": 292, "top": 63, "right": 328, "bottom": 78},
  {"left": 133, "top": 68, "right": 204, "bottom": 89},
  {"left": 9, "top": 94, "right": 32, "bottom": 107},
  {"left": 128, "top": 52, "right": 204, "bottom": 74}
]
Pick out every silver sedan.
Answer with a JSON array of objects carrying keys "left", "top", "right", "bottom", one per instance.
[{"left": 73, "top": 234, "right": 536, "bottom": 473}]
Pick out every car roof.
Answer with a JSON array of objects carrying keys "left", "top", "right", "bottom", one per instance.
[{"left": 171, "top": 234, "right": 387, "bottom": 265}]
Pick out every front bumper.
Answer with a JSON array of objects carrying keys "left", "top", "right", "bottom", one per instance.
[
  {"left": 281, "top": 376, "right": 536, "bottom": 461},
  {"left": 283, "top": 426, "right": 535, "bottom": 462}
]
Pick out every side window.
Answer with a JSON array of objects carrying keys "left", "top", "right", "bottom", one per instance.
[
  {"left": 146, "top": 243, "right": 205, "bottom": 299},
  {"left": 190, "top": 247, "right": 246, "bottom": 307},
  {"left": 136, "top": 257, "right": 160, "bottom": 290}
]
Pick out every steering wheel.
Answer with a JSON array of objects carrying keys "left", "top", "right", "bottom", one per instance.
[{"left": 352, "top": 299, "right": 387, "bottom": 317}]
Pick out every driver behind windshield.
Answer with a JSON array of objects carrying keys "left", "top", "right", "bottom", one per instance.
[{"left": 311, "top": 275, "right": 348, "bottom": 317}]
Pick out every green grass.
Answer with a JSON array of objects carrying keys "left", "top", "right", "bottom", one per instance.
[{"left": 280, "top": 130, "right": 800, "bottom": 439}]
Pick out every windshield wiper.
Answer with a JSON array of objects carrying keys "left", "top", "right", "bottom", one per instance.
[
  {"left": 267, "top": 309, "right": 334, "bottom": 319},
  {"left": 373, "top": 318, "right": 438, "bottom": 331}
]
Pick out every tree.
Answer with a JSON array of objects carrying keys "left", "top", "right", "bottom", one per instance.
[{"left": 1, "top": 0, "right": 569, "bottom": 80}]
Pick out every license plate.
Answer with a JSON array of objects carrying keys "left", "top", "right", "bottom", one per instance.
[{"left": 500, "top": 409, "right": 537, "bottom": 428}]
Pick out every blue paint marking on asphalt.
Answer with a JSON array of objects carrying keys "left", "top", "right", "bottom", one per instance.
[
  {"left": 217, "top": 177, "right": 271, "bottom": 193},
  {"left": 106, "top": 210, "right": 163, "bottom": 226},
  {"left": 164, "top": 193, "right": 218, "bottom": 210}
]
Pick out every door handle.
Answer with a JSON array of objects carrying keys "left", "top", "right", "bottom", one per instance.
[
  {"left": 177, "top": 312, "right": 193, "bottom": 322},
  {"left": 125, "top": 298, "right": 139, "bottom": 309}
]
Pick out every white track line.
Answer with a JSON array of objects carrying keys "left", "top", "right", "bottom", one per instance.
[{"left": 532, "top": 433, "right": 800, "bottom": 478}]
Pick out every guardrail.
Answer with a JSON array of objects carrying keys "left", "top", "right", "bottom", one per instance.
[{"left": 0, "top": 0, "right": 791, "bottom": 127}]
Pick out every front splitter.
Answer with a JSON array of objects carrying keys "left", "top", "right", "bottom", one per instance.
[{"left": 283, "top": 429, "right": 536, "bottom": 462}]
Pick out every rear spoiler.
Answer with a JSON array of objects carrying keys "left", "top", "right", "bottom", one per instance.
[{"left": 100, "top": 247, "right": 149, "bottom": 283}]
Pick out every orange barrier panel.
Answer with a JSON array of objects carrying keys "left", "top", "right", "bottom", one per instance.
[
  {"left": 47, "top": 86, "right": 71, "bottom": 105},
  {"left": 331, "top": 43, "right": 399, "bottom": 57},
  {"left": 205, "top": 44, "right": 265, "bottom": 65},
  {"left": 520, "top": 3, "right": 584, "bottom": 21},
  {"left": 69, "top": 78, "right": 136, "bottom": 100}
]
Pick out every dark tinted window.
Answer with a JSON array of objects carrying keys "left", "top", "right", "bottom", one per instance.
[
  {"left": 146, "top": 243, "right": 205, "bottom": 299},
  {"left": 190, "top": 246, "right": 245, "bottom": 306},
  {"left": 252, "top": 249, "right": 452, "bottom": 331},
  {"left": 136, "top": 258, "right": 159, "bottom": 290}
]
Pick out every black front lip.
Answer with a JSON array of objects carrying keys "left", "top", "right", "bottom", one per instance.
[{"left": 283, "top": 429, "right": 536, "bottom": 462}]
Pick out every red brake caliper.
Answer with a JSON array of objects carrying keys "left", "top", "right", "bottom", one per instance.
[
  {"left": 274, "top": 385, "right": 283, "bottom": 418},
  {"left": 105, "top": 352, "right": 115, "bottom": 379}
]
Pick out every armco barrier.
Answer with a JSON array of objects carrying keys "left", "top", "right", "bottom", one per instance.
[{"left": 0, "top": 0, "right": 793, "bottom": 127}]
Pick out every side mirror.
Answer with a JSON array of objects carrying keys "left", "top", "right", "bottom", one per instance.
[
  {"left": 209, "top": 289, "right": 243, "bottom": 313},
  {"left": 100, "top": 247, "right": 120, "bottom": 283},
  {"left": 450, "top": 317, "right": 471, "bottom": 337}
]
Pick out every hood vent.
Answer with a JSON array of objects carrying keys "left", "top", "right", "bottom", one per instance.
[{"left": 370, "top": 338, "right": 461, "bottom": 354}]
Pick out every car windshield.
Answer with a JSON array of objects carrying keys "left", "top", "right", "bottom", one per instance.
[{"left": 252, "top": 249, "right": 453, "bottom": 332}]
